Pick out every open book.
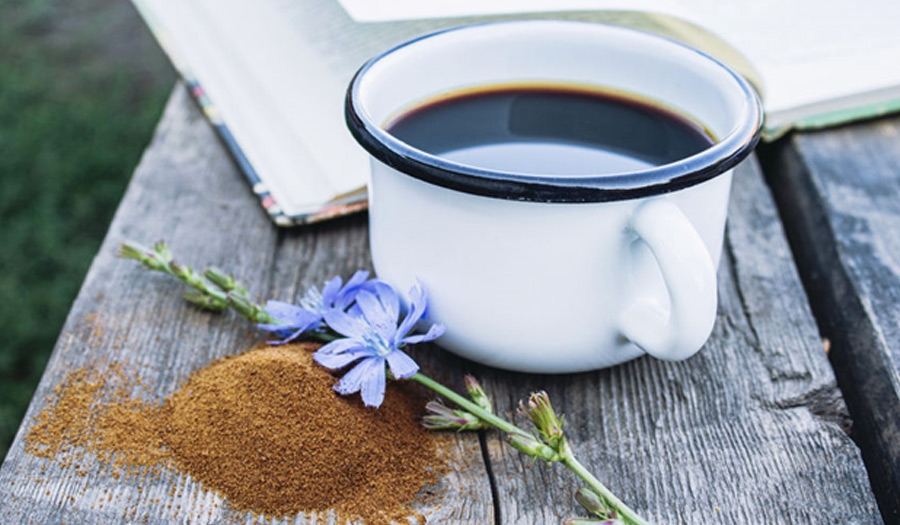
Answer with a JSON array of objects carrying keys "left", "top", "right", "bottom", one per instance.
[{"left": 132, "top": 0, "right": 900, "bottom": 226}]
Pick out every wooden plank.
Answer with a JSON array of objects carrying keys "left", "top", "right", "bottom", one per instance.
[
  {"left": 0, "top": 82, "right": 883, "bottom": 524},
  {"left": 0, "top": 84, "right": 492, "bottom": 524},
  {"left": 761, "top": 117, "right": 900, "bottom": 522},
  {"left": 477, "top": 157, "right": 883, "bottom": 524}
]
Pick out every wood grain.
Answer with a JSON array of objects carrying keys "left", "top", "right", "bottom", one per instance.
[
  {"left": 0, "top": 84, "right": 491, "bottom": 524},
  {"left": 0, "top": 84, "right": 883, "bottom": 524},
  {"left": 479, "top": 157, "right": 881, "bottom": 524},
  {"left": 762, "top": 116, "right": 900, "bottom": 522}
]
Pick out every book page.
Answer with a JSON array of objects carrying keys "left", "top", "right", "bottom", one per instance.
[
  {"left": 265, "top": 0, "right": 733, "bottom": 114},
  {"left": 335, "top": 0, "right": 900, "bottom": 133},
  {"left": 138, "top": 0, "right": 370, "bottom": 218},
  {"left": 334, "top": 0, "right": 691, "bottom": 24},
  {"left": 681, "top": 0, "right": 900, "bottom": 130}
]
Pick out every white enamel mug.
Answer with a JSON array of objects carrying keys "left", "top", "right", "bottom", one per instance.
[{"left": 346, "top": 21, "right": 762, "bottom": 373}]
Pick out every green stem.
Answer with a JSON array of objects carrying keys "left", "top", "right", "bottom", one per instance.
[
  {"left": 410, "top": 373, "right": 530, "bottom": 438},
  {"left": 412, "top": 372, "right": 649, "bottom": 525},
  {"left": 563, "top": 456, "right": 650, "bottom": 525}
]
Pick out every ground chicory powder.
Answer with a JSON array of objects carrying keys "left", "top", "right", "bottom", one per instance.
[{"left": 25, "top": 342, "right": 443, "bottom": 523}]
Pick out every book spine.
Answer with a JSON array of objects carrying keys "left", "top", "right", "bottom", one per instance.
[{"left": 129, "top": 0, "right": 368, "bottom": 226}]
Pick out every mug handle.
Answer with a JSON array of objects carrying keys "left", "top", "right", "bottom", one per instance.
[{"left": 618, "top": 199, "right": 718, "bottom": 361}]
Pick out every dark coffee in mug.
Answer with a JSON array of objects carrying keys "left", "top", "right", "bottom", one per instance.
[{"left": 386, "top": 84, "right": 714, "bottom": 176}]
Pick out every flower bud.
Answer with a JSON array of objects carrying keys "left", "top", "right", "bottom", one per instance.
[
  {"left": 117, "top": 241, "right": 148, "bottom": 262},
  {"left": 183, "top": 290, "right": 227, "bottom": 311},
  {"left": 169, "top": 261, "right": 189, "bottom": 280},
  {"left": 152, "top": 241, "right": 173, "bottom": 263},
  {"left": 519, "top": 391, "right": 565, "bottom": 446},
  {"left": 464, "top": 375, "right": 493, "bottom": 414},
  {"left": 575, "top": 487, "right": 614, "bottom": 519},
  {"left": 205, "top": 267, "right": 249, "bottom": 295},
  {"left": 227, "top": 291, "right": 255, "bottom": 318},
  {"left": 118, "top": 241, "right": 169, "bottom": 272},
  {"left": 205, "top": 267, "right": 236, "bottom": 290},
  {"left": 423, "top": 401, "right": 484, "bottom": 431}
]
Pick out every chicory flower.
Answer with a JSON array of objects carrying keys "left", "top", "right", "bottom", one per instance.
[
  {"left": 314, "top": 281, "right": 445, "bottom": 407},
  {"left": 257, "top": 270, "right": 373, "bottom": 344}
]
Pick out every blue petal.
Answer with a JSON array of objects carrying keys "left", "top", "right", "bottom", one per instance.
[
  {"left": 396, "top": 282, "right": 428, "bottom": 338},
  {"left": 319, "top": 275, "right": 344, "bottom": 307},
  {"left": 262, "top": 300, "right": 318, "bottom": 327},
  {"left": 373, "top": 281, "right": 401, "bottom": 322},
  {"left": 356, "top": 276, "right": 386, "bottom": 297},
  {"left": 402, "top": 322, "right": 446, "bottom": 345},
  {"left": 345, "top": 303, "right": 364, "bottom": 318},
  {"left": 314, "top": 348, "right": 369, "bottom": 370},
  {"left": 258, "top": 301, "right": 323, "bottom": 343},
  {"left": 333, "top": 270, "right": 371, "bottom": 310},
  {"left": 343, "top": 270, "right": 370, "bottom": 292},
  {"left": 257, "top": 315, "right": 319, "bottom": 334},
  {"left": 316, "top": 337, "right": 369, "bottom": 356},
  {"left": 385, "top": 349, "right": 419, "bottom": 379},
  {"left": 358, "top": 358, "right": 388, "bottom": 408},
  {"left": 334, "top": 361, "right": 365, "bottom": 395},
  {"left": 323, "top": 309, "right": 369, "bottom": 338},
  {"left": 355, "top": 290, "right": 397, "bottom": 339},
  {"left": 355, "top": 290, "right": 385, "bottom": 319},
  {"left": 334, "top": 356, "right": 385, "bottom": 406},
  {"left": 266, "top": 327, "right": 315, "bottom": 346}
]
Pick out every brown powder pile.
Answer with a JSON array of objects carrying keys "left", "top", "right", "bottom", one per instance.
[
  {"left": 25, "top": 342, "right": 443, "bottom": 524},
  {"left": 26, "top": 362, "right": 167, "bottom": 476}
]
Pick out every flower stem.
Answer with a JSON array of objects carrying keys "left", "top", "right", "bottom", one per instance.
[
  {"left": 411, "top": 373, "right": 649, "bottom": 525},
  {"left": 563, "top": 456, "right": 650, "bottom": 525},
  {"left": 119, "top": 241, "right": 275, "bottom": 323},
  {"left": 410, "top": 373, "right": 530, "bottom": 438}
]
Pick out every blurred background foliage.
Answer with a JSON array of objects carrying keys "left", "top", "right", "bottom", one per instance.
[{"left": 0, "top": 0, "right": 174, "bottom": 461}]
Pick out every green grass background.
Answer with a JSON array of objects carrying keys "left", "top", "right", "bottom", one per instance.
[{"left": 0, "top": 0, "right": 174, "bottom": 461}]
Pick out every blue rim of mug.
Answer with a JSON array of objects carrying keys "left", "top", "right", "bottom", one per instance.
[{"left": 345, "top": 21, "right": 763, "bottom": 203}]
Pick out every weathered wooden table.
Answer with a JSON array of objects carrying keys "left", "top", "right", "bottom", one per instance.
[{"left": 1, "top": 84, "right": 897, "bottom": 524}]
